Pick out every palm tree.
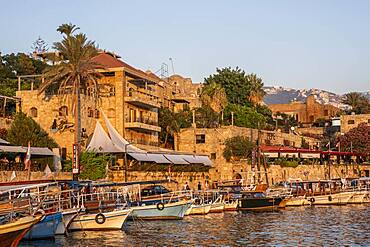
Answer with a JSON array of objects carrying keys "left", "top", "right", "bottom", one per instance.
[
  {"left": 39, "top": 23, "right": 101, "bottom": 180},
  {"left": 247, "top": 74, "right": 265, "bottom": 105},
  {"left": 342, "top": 92, "right": 369, "bottom": 113}
]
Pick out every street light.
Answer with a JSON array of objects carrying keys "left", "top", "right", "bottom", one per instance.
[{"left": 124, "top": 143, "right": 131, "bottom": 182}]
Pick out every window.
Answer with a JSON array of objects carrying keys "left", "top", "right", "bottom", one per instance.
[
  {"left": 30, "top": 107, "right": 38, "bottom": 118},
  {"left": 59, "top": 106, "right": 68, "bottom": 117},
  {"left": 283, "top": 140, "right": 290, "bottom": 146},
  {"left": 210, "top": 153, "right": 216, "bottom": 160},
  {"left": 324, "top": 110, "right": 329, "bottom": 116},
  {"left": 265, "top": 139, "right": 271, "bottom": 145},
  {"left": 196, "top": 134, "right": 206, "bottom": 144},
  {"left": 102, "top": 72, "right": 115, "bottom": 77},
  {"left": 87, "top": 107, "right": 93, "bottom": 117},
  {"left": 348, "top": 120, "right": 355, "bottom": 125},
  {"left": 95, "top": 109, "right": 100, "bottom": 119}
]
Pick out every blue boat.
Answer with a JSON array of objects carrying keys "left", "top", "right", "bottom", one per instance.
[{"left": 23, "top": 212, "right": 62, "bottom": 240}]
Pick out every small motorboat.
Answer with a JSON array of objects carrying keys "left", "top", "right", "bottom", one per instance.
[
  {"left": 0, "top": 214, "right": 42, "bottom": 247},
  {"left": 238, "top": 192, "right": 284, "bottom": 211},
  {"left": 23, "top": 212, "right": 63, "bottom": 240},
  {"left": 130, "top": 200, "right": 192, "bottom": 220},
  {"left": 69, "top": 208, "right": 132, "bottom": 231}
]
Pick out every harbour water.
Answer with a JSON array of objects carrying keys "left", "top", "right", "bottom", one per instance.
[{"left": 20, "top": 205, "right": 370, "bottom": 246}]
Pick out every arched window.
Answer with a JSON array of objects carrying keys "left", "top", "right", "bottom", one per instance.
[
  {"left": 59, "top": 106, "right": 68, "bottom": 117},
  {"left": 108, "top": 108, "right": 115, "bottom": 118},
  {"left": 30, "top": 107, "right": 38, "bottom": 118},
  {"left": 128, "top": 88, "right": 134, "bottom": 97}
]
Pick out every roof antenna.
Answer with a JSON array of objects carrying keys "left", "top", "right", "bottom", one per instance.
[{"left": 169, "top": 57, "right": 175, "bottom": 75}]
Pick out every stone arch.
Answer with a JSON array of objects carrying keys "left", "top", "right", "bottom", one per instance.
[
  {"left": 30, "top": 107, "right": 38, "bottom": 118},
  {"left": 234, "top": 173, "right": 242, "bottom": 180}
]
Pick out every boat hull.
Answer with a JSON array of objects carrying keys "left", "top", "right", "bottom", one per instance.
[
  {"left": 185, "top": 204, "right": 211, "bottom": 215},
  {"left": 209, "top": 203, "right": 224, "bottom": 213},
  {"left": 131, "top": 201, "right": 192, "bottom": 220},
  {"left": 307, "top": 192, "right": 353, "bottom": 206},
  {"left": 23, "top": 212, "right": 62, "bottom": 240},
  {"left": 69, "top": 209, "right": 132, "bottom": 231},
  {"left": 285, "top": 196, "right": 309, "bottom": 207},
  {"left": 0, "top": 215, "right": 41, "bottom": 247},
  {"left": 238, "top": 197, "right": 283, "bottom": 211},
  {"left": 224, "top": 201, "right": 238, "bottom": 211},
  {"left": 55, "top": 209, "right": 79, "bottom": 235},
  {"left": 347, "top": 191, "right": 369, "bottom": 204}
]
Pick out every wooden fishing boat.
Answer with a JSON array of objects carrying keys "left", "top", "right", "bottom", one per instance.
[
  {"left": 238, "top": 192, "right": 284, "bottom": 211},
  {"left": 69, "top": 208, "right": 132, "bottom": 231},
  {"left": 0, "top": 214, "right": 42, "bottom": 247},
  {"left": 284, "top": 196, "right": 309, "bottom": 207},
  {"left": 130, "top": 200, "right": 192, "bottom": 220},
  {"left": 23, "top": 212, "right": 62, "bottom": 240},
  {"left": 208, "top": 195, "right": 225, "bottom": 213}
]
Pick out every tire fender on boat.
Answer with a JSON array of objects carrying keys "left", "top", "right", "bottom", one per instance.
[
  {"left": 309, "top": 197, "right": 315, "bottom": 203},
  {"left": 156, "top": 202, "right": 165, "bottom": 211},
  {"left": 328, "top": 195, "right": 332, "bottom": 201},
  {"left": 95, "top": 213, "right": 106, "bottom": 224}
]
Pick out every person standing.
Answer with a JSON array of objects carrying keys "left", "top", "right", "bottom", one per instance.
[{"left": 197, "top": 181, "right": 202, "bottom": 191}]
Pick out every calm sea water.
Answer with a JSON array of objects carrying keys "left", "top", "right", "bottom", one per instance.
[{"left": 20, "top": 205, "right": 370, "bottom": 246}]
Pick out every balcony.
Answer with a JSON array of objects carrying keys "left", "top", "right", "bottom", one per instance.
[
  {"left": 125, "top": 90, "right": 160, "bottom": 109},
  {"left": 125, "top": 118, "right": 161, "bottom": 133}
]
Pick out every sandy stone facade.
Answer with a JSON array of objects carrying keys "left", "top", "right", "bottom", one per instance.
[
  {"left": 174, "top": 126, "right": 321, "bottom": 181},
  {"left": 340, "top": 114, "right": 370, "bottom": 133},
  {"left": 268, "top": 95, "right": 340, "bottom": 125}
]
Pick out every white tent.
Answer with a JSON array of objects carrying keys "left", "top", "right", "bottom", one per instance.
[{"left": 86, "top": 121, "right": 123, "bottom": 153}]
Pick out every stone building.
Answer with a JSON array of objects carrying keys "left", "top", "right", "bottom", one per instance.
[
  {"left": 340, "top": 113, "right": 370, "bottom": 133},
  {"left": 16, "top": 52, "right": 166, "bottom": 156},
  {"left": 268, "top": 95, "right": 340, "bottom": 125},
  {"left": 166, "top": 74, "right": 202, "bottom": 112},
  {"left": 174, "top": 126, "right": 320, "bottom": 181}
]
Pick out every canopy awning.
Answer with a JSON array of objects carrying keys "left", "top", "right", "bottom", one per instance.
[
  {"left": 163, "top": 154, "right": 189, "bottom": 165},
  {"left": 196, "top": 156, "right": 213, "bottom": 166},
  {"left": 0, "top": 145, "right": 54, "bottom": 156},
  {"left": 181, "top": 155, "right": 203, "bottom": 164},
  {"left": 147, "top": 153, "right": 172, "bottom": 164},
  {"left": 128, "top": 153, "right": 152, "bottom": 162}
]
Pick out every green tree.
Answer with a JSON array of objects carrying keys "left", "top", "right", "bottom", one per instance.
[
  {"left": 6, "top": 112, "right": 58, "bottom": 148},
  {"left": 64, "top": 151, "right": 110, "bottom": 180},
  {"left": 223, "top": 136, "right": 255, "bottom": 162},
  {"left": 223, "top": 103, "right": 266, "bottom": 128},
  {"left": 204, "top": 67, "right": 265, "bottom": 106},
  {"left": 342, "top": 92, "right": 370, "bottom": 114},
  {"left": 38, "top": 23, "right": 101, "bottom": 179},
  {"left": 194, "top": 106, "right": 220, "bottom": 128}
]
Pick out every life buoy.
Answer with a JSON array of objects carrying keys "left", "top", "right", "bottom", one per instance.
[
  {"left": 95, "top": 213, "right": 106, "bottom": 224},
  {"left": 309, "top": 197, "right": 315, "bottom": 203},
  {"left": 328, "top": 196, "right": 332, "bottom": 202},
  {"left": 156, "top": 202, "right": 165, "bottom": 211}
]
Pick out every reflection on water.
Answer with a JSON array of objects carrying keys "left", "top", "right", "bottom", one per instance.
[{"left": 20, "top": 205, "right": 370, "bottom": 246}]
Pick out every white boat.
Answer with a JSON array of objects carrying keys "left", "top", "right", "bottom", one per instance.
[
  {"left": 55, "top": 208, "right": 80, "bottom": 235},
  {"left": 285, "top": 196, "right": 309, "bottom": 207},
  {"left": 209, "top": 196, "right": 224, "bottom": 213},
  {"left": 185, "top": 203, "right": 211, "bottom": 215},
  {"left": 131, "top": 200, "right": 192, "bottom": 220},
  {"left": 69, "top": 208, "right": 132, "bottom": 231},
  {"left": 347, "top": 191, "right": 370, "bottom": 204},
  {"left": 307, "top": 191, "right": 354, "bottom": 205}
]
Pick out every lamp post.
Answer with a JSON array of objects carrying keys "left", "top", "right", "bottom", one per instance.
[{"left": 124, "top": 143, "right": 131, "bottom": 182}]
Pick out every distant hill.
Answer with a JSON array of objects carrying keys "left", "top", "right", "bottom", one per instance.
[{"left": 263, "top": 86, "right": 370, "bottom": 110}]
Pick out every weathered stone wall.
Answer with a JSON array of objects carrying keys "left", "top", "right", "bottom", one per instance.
[
  {"left": 0, "top": 171, "right": 72, "bottom": 182},
  {"left": 268, "top": 95, "right": 340, "bottom": 124},
  {"left": 340, "top": 114, "right": 370, "bottom": 133}
]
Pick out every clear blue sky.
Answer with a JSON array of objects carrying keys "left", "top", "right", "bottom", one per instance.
[{"left": 1, "top": 0, "right": 370, "bottom": 94}]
